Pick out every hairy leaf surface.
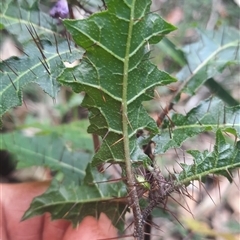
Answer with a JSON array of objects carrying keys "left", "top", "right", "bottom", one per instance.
[
  {"left": 0, "top": 40, "right": 82, "bottom": 118},
  {"left": 58, "top": 0, "right": 177, "bottom": 166},
  {"left": 176, "top": 129, "right": 240, "bottom": 184}
]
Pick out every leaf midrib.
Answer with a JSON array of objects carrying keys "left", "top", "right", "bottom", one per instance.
[
  {"left": 177, "top": 162, "right": 240, "bottom": 185},
  {"left": 193, "top": 41, "right": 239, "bottom": 73},
  {"left": 122, "top": 0, "right": 135, "bottom": 169},
  {"left": 121, "top": 1, "right": 144, "bottom": 237}
]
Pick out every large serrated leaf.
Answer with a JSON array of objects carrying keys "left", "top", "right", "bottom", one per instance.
[
  {"left": 177, "top": 27, "right": 240, "bottom": 94},
  {"left": 0, "top": 39, "right": 83, "bottom": 118},
  {"left": 176, "top": 129, "right": 240, "bottom": 185},
  {"left": 58, "top": 0, "right": 177, "bottom": 166},
  {"left": 22, "top": 164, "right": 127, "bottom": 229},
  {"left": 154, "top": 97, "right": 240, "bottom": 153}
]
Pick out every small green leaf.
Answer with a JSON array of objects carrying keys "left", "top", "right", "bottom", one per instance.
[
  {"left": 154, "top": 97, "right": 240, "bottom": 153},
  {"left": 176, "top": 129, "right": 240, "bottom": 184},
  {"left": 135, "top": 174, "right": 150, "bottom": 190}
]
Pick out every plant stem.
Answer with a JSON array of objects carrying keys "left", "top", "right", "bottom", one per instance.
[{"left": 122, "top": 0, "right": 143, "bottom": 239}]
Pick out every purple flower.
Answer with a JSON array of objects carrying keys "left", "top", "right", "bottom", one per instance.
[{"left": 49, "top": 0, "right": 69, "bottom": 19}]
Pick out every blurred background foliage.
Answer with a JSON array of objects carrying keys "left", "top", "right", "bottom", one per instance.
[{"left": 0, "top": 0, "right": 239, "bottom": 239}]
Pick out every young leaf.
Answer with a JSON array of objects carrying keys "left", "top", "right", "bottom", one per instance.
[
  {"left": 154, "top": 97, "right": 240, "bottom": 154},
  {"left": 177, "top": 27, "right": 240, "bottom": 94},
  {"left": 176, "top": 129, "right": 240, "bottom": 184}
]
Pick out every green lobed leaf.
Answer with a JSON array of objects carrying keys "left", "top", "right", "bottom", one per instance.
[
  {"left": 177, "top": 27, "right": 240, "bottom": 94},
  {"left": 58, "top": 0, "right": 177, "bottom": 166},
  {"left": 0, "top": 121, "right": 93, "bottom": 184},
  {"left": 0, "top": 39, "right": 83, "bottom": 118},
  {"left": 154, "top": 97, "right": 240, "bottom": 153},
  {"left": 22, "top": 164, "right": 127, "bottom": 229},
  {"left": 176, "top": 129, "right": 240, "bottom": 184}
]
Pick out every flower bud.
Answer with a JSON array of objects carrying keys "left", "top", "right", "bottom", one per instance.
[{"left": 49, "top": 0, "right": 69, "bottom": 19}]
